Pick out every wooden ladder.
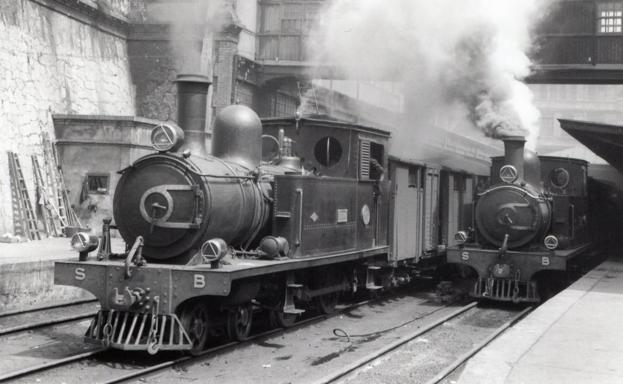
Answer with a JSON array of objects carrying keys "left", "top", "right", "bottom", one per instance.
[
  {"left": 32, "top": 154, "right": 61, "bottom": 236},
  {"left": 8, "top": 152, "right": 41, "bottom": 240},
  {"left": 41, "top": 132, "right": 81, "bottom": 232}
]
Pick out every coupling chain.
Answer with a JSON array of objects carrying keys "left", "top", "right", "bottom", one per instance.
[
  {"left": 483, "top": 276, "right": 495, "bottom": 297},
  {"left": 512, "top": 269, "right": 521, "bottom": 302},
  {"left": 147, "top": 296, "right": 161, "bottom": 355},
  {"left": 102, "top": 310, "right": 114, "bottom": 347}
]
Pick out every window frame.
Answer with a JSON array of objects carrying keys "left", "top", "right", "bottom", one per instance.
[
  {"left": 597, "top": 2, "right": 623, "bottom": 34},
  {"left": 85, "top": 173, "right": 110, "bottom": 195}
]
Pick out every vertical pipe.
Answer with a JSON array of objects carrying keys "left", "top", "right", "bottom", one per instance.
[
  {"left": 502, "top": 136, "right": 526, "bottom": 182},
  {"left": 176, "top": 74, "right": 212, "bottom": 157}
]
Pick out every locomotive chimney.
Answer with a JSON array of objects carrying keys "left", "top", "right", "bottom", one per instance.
[
  {"left": 502, "top": 136, "right": 526, "bottom": 181},
  {"left": 175, "top": 74, "right": 212, "bottom": 157}
]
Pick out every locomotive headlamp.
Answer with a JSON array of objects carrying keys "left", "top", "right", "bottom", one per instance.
[
  {"left": 150, "top": 123, "right": 184, "bottom": 152},
  {"left": 455, "top": 231, "right": 468, "bottom": 244},
  {"left": 201, "top": 238, "right": 229, "bottom": 268},
  {"left": 544, "top": 235, "right": 559, "bottom": 250},
  {"left": 70, "top": 232, "right": 99, "bottom": 261}
]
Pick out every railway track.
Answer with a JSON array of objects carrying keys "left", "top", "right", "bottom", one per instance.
[
  {"left": 0, "top": 300, "right": 102, "bottom": 383},
  {"left": 0, "top": 299, "right": 99, "bottom": 336},
  {"left": 2, "top": 286, "right": 453, "bottom": 384},
  {"left": 316, "top": 303, "right": 533, "bottom": 384},
  {"left": 1, "top": 295, "right": 382, "bottom": 383}
]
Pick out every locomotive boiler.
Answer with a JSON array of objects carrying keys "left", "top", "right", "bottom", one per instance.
[
  {"left": 54, "top": 74, "right": 393, "bottom": 354},
  {"left": 447, "top": 136, "right": 591, "bottom": 302},
  {"left": 114, "top": 75, "right": 275, "bottom": 263}
]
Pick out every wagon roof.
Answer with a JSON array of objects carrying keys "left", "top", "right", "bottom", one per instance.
[{"left": 261, "top": 116, "right": 391, "bottom": 138}]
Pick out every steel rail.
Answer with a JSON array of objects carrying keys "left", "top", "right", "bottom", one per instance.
[
  {"left": 0, "top": 312, "right": 97, "bottom": 336},
  {"left": 1, "top": 291, "right": 448, "bottom": 384},
  {"left": 102, "top": 294, "right": 445, "bottom": 384},
  {"left": 314, "top": 301, "right": 478, "bottom": 384},
  {"left": 0, "top": 349, "right": 105, "bottom": 383},
  {"left": 0, "top": 298, "right": 97, "bottom": 318},
  {"left": 423, "top": 305, "right": 533, "bottom": 384},
  {"left": 100, "top": 297, "right": 384, "bottom": 384},
  {"left": 0, "top": 296, "right": 380, "bottom": 384}
]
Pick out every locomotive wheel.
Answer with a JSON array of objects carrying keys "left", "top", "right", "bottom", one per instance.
[
  {"left": 313, "top": 270, "right": 341, "bottom": 315},
  {"left": 315, "top": 291, "right": 339, "bottom": 314},
  {"left": 180, "top": 303, "right": 209, "bottom": 356},
  {"left": 269, "top": 298, "right": 298, "bottom": 328},
  {"left": 227, "top": 304, "right": 253, "bottom": 341}
]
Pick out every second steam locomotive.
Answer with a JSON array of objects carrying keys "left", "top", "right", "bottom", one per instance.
[{"left": 447, "top": 136, "right": 607, "bottom": 302}]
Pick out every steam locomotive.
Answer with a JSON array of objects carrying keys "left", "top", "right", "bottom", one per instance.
[
  {"left": 54, "top": 75, "right": 403, "bottom": 355},
  {"left": 446, "top": 136, "right": 606, "bottom": 302}
]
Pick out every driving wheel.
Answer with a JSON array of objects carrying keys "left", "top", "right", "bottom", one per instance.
[
  {"left": 179, "top": 302, "right": 209, "bottom": 356},
  {"left": 227, "top": 304, "right": 253, "bottom": 341}
]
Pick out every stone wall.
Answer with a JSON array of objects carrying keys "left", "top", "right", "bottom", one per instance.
[
  {"left": 0, "top": 0, "right": 135, "bottom": 235},
  {"left": 53, "top": 115, "right": 157, "bottom": 232}
]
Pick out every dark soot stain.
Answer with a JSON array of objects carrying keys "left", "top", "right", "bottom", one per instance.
[
  {"left": 311, "top": 352, "right": 340, "bottom": 366},
  {"left": 255, "top": 340, "right": 286, "bottom": 349}
]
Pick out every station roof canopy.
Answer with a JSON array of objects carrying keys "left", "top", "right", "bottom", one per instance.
[{"left": 559, "top": 119, "right": 623, "bottom": 173}]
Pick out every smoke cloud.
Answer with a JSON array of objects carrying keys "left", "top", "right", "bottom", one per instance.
[
  {"left": 306, "top": 0, "right": 545, "bottom": 150},
  {"left": 148, "top": 0, "right": 228, "bottom": 74}
]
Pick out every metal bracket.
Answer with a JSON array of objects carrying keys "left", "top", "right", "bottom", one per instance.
[
  {"left": 283, "top": 274, "right": 305, "bottom": 315},
  {"left": 366, "top": 265, "right": 383, "bottom": 290}
]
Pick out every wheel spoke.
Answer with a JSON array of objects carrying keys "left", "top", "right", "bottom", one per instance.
[
  {"left": 180, "top": 302, "right": 209, "bottom": 356},
  {"left": 228, "top": 304, "right": 253, "bottom": 341}
]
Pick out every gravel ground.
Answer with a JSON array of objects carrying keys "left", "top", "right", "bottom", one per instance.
[
  {"left": 2, "top": 286, "right": 445, "bottom": 384},
  {"left": 337, "top": 304, "right": 523, "bottom": 384},
  {"left": 117, "top": 288, "right": 466, "bottom": 384},
  {"left": 0, "top": 317, "right": 98, "bottom": 379},
  {"left": 3, "top": 287, "right": 514, "bottom": 384},
  {"left": 0, "top": 301, "right": 99, "bottom": 334}
]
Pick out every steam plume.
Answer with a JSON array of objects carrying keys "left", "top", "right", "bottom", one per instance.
[
  {"left": 148, "top": 0, "right": 228, "bottom": 74},
  {"left": 306, "top": 0, "right": 544, "bottom": 149}
]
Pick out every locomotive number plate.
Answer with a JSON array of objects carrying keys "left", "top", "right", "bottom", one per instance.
[{"left": 336, "top": 209, "right": 348, "bottom": 223}]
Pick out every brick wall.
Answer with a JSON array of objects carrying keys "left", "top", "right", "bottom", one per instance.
[
  {"left": 0, "top": 0, "right": 134, "bottom": 235},
  {"left": 213, "top": 33, "right": 240, "bottom": 113}
]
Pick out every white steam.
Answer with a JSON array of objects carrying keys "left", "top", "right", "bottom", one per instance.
[
  {"left": 148, "top": 0, "right": 228, "bottom": 74},
  {"left": 307, "top": 0, "right": 544, "bottom": 149}
]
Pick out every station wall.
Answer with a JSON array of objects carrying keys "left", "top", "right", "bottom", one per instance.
[{"left": 0, "top": 0, "right": 134, "bottom": 235}]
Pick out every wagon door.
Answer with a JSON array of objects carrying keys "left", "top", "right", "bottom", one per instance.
[
  {"left": 442, "top": 172, "right": 463, "bottom": 247},
  {"left": 423, "top": 167, "right": 440, "bottom": 254},
  {"left": 391, "top": 165, "right": 420, "bottom": 262}
]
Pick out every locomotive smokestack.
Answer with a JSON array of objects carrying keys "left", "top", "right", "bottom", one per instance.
[
  {"left": 503, "top": 136, "right": 526, "bottom": 182},
  {"left": 175, "top": 74, "right": 212, "bottom": 157}
]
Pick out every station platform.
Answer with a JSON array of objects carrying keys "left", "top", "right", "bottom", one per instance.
[
  {"left": 0, "top": 237, "right": 123, "bottom": 313},
  {"left": 456, "top": 255, "right": 623, "bottom": 384}
]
